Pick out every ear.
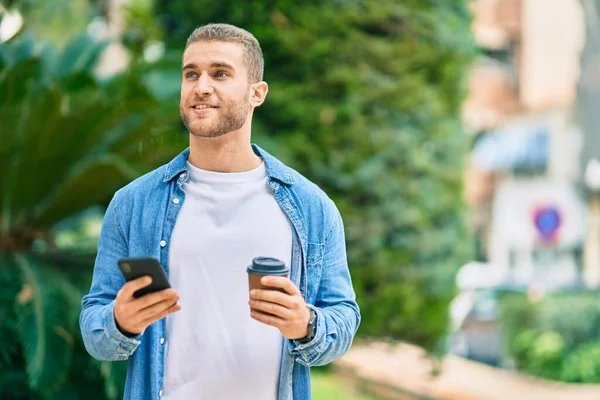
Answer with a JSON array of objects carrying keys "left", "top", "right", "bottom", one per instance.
[{"left": 249, "top": 81, "right": 269, "bottom": 107}]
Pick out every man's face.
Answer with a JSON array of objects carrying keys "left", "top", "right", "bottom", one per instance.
[{"left": 180, "top": 41, "right": 251, "bottom": 138}]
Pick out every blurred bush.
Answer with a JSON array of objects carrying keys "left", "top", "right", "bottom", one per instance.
[
  {"left": 150, "top": 0, "right": 476, "bottom": 350},
  {"left": 500, "top": 292, "right": 600, "bottom": 383},
  {"left": 0, "top": 32, "right": 182, "bottom": 399}
]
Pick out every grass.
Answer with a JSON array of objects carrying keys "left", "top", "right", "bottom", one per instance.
[{"left": 311, "top": 368, "right": 376, "bottom": 400}]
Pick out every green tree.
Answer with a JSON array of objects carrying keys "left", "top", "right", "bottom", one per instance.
[
  {"left": 153, "top": 0, "right": 475, "bottom": 348},
  {"left": 0, "top": 34, "right": 183, "bottom": 398}
]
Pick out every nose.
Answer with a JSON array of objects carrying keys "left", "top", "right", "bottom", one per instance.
[{"left": 194, "top": 73, "right": 214, "bottom": 97}]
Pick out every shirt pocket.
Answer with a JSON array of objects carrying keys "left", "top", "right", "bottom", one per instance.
[{"left": 306, "top": 242, "right": 324, "bottom": 303}]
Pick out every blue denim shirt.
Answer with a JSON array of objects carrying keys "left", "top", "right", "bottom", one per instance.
[{"left": 80, "top": 144, "right": 360, "bottom": 400}]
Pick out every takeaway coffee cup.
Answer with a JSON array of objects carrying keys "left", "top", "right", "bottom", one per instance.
[
  {"left": 247, "top": 256, "right": 290, "bottom": 293},
  {"left": 247, "top": 257, "right": 290, "bottom": 315}
]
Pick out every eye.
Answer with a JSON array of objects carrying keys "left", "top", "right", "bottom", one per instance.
[
  {"left": 215, "top": 71, "right": 230, "bottom": 78},
  {"left": 185, "top": 71, "right": 198, "bottom": 79}
]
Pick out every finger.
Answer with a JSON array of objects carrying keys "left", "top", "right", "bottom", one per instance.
[
  {"left": 260, "top": 276, "right": 300, "bottom": 296},
  {"left": 142, "top": 303, "right": 181, "bottom": 326},
  {"left": 138, "top": 298, "right": 179, "bottom": 321},
  {"left": 250, "top": 289, "right": 294, "bottom": 308},
  {"left": 250, "top": 309, "right": 285, "bottom": 328},
  {"left": 249, "top": 300, "right": 293, "bottom": 319},
  {"left": 134, "top": 288, "right": 179, "bottom": 310},
  {"left": 121, "top": 276, "right": 153, "bottom": 298}
]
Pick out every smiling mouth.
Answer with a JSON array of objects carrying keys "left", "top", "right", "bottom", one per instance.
[{"left": 192, "top": 104, "right": 218, "bottom": 110}]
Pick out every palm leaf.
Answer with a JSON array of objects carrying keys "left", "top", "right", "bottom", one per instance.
[
  {"left": 51, "top": 34, "right": 108, "bottom": 81},
  {"left": 0, "top": 34, "right": 182, "bottom": 233},
  {"left": 35, "top": 155, "right": 139, "bottom": 227},
  {"left": 0, "top": 253, "right": 22, "bottom": 368},
  {"left": 13, "top": 253, "right": 81, "bottom": 395},
  {"left": 1, "top": 86, "right": 64, "bottom": 229},
  {"left": 0, "top": 37, "right": 41, "bottom": 105}
]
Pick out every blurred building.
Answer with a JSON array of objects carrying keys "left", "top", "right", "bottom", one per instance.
[
  {"left": 453, "top": 0, "right": 597, "bottom": 365},
  {"left": 577, "top": 0, "right": 600, "bottom": 287},
  {"left": 465, "top": 0, "right": 585, "bottom": 133},
  {"left": 462, "top": 0, "right": 591, "bottom": 290}
]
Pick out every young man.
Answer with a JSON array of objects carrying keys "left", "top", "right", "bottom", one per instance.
[{"left": 80, "top": 23, "right": 360, "bottom": 400}]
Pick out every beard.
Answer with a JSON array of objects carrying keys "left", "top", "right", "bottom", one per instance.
[{"left": 180, "top": 94, "right": 250, "bottom": 138}]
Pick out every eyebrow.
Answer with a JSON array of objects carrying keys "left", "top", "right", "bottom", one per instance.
[{"left": 182, "top": 62, "right": 236, "bottom": 71}]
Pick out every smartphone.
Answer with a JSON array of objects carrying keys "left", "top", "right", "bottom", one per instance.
[{"left": 118, "top": 257, "right": 171, "bottom": 298}]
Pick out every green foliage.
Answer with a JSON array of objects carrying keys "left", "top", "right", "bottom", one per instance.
[
  {"left": 0, "top": 34, "right": 183, "bottom": 232},
  {"left": 500, "top": 292, "right": 600, "bottom": 383},
  {"left": 153, "top": 0, "right": 475, "bottom": 349},
  {"left": 0, "top": 32, "right": 183, "bottom": 398},
  {"left": 561, "top": 341, "right": 600, "bottom": 383},
  {"left": 539, "top": 293, "right": 600, "bottom": 348},
  {"left": 0, "top": 253, "right": 22, "bottom": 368},
  {"left": 511, "top": 329, "right": 565, "bottom": 380},
  {"left": 4, "top": 0, "right": 93, "bottom": 46},
  {"left": 498, "top": 293, "right": 538, "bottom": 349},
  {"left": 14, "top": 253, "right": 79, "bottom": 393}
]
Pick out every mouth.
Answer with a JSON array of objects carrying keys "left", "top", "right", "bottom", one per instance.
[{"left": 191, "top": 104, "right": 218, "bottom": 110}]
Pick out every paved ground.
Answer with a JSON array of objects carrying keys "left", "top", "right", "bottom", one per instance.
[{"left": 334, "top": 341, "right": 600, "bottom": 400}]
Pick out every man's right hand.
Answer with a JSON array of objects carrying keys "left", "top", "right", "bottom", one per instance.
[{"left": 114, "top": 276, "right": 181, "bottom": 335}]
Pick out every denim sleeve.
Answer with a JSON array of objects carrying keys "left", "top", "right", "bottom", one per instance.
[
  {"left": 79, "top": 193, "right": 141, "bottom": 361},
  {"left": 288, "top": 205, "right": 361, "bottom": 366}
]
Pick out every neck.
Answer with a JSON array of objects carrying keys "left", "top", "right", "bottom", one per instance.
[{"left": 187, "top": 119, "right": 262, "bottom": 173}]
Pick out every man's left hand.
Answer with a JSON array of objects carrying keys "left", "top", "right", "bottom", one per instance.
[{"left": 249, "top": 276, "right": 311, "bottom": 340}]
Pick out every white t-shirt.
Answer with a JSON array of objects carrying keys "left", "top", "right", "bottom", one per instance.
[{"left": 162, "top": 160, "right": 293, "bottom": 400}]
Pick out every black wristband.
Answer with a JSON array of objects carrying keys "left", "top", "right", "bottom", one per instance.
[{"left": 298, "top": 308, "right": 317, "bottom": 343}]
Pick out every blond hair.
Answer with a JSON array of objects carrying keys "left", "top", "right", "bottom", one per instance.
[{"left": 186, "top": 23, "right": 264, "bottom": 83}]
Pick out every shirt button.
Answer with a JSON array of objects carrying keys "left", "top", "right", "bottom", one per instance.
[
  {"left": 160, "top": 338, "right": 165, "bottom": 345},
  {"left": 160, "top": 240, "right": 166, "bottom": 248},
  {"left": 173, "top": 198, "right": 180, "bottom": 205},
  {"left": 159, "top": 389, "right": 163, "bottom": 397}
]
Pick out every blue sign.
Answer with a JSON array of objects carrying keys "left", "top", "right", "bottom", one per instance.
[{"left": 533, "top": 206, "right": 562, "bottom": 242}]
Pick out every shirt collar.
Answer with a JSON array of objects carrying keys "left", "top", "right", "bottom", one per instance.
[{"left": 162, "top": 144, "right": 294, "bottom": 186}]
